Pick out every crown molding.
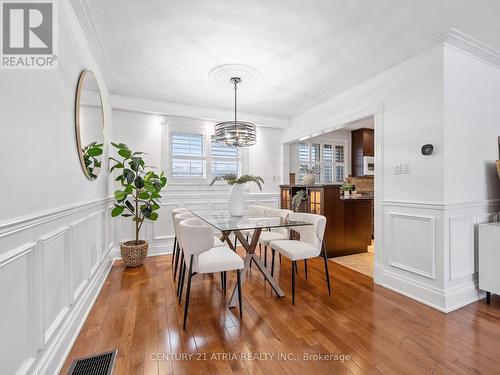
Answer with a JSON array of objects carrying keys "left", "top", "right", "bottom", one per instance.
[
  {"left": 444, "top": 29, "right": 500, "bottom": 70},
  {"left": 69, "top": 0, "right": 115, "bottom": 88},
  {"left": 110, "top": 93, "right": 290, "bottom": 129}
]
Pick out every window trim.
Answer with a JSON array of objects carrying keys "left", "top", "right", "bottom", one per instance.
[
  {"left": 162, "top": 122, "right": 247, "bottom": 184},
  {"left": 296, "top": 140, "right": 347, "bottom": 184},
  {"left": 170, "top": 131, "right": 206, "bottom": 179}
]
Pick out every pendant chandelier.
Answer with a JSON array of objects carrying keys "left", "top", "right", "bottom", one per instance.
[{"left": 214, "top": 77, "right": 256, "bottom": 147}]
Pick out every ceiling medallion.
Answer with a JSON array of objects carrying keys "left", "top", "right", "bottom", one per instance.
[
  {"left": 214, "top": 76, "right": 256, "bottom": 147},
  {"left": 208, "top": 64, "right": 262, "bottom": 86}
]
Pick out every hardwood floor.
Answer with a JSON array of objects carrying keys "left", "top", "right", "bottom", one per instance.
[{"left": 61, "top": 250, "right": 500, "bottom": 375}]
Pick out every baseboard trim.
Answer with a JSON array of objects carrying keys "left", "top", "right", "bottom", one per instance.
[
  {"left": 31, "top": 249, "right": 114, "bottom": 375},
  {"left": 381, "top": 267, "right": 483, "bottom": 313},
  {"left": 381, "top": 269, "right": 447, "bottom": 312}
]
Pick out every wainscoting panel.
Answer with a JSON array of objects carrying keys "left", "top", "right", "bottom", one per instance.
[
  {"left": 388, "top": 213, "right": 436, "bottom": 279},
  {"left": 0, "top": 243, "right": 36, "bottom": 375},
  {"left": 448, "top": 214, "right": 474, "bottom": 281},
  {"left": 70, "top": 218, "right": 89, "bottom": 302},
  {"left": 38, "top": 227, "right": 70, "bottom": 346},
  {"left": 0, "top": 197, "right": 115, "bottom": 375},
  {"left": 87, "top": 212, "right": 100, "bottom": 276}
]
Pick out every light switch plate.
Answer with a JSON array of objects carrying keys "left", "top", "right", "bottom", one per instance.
[
  {"left": 402, "top": 161, "right": 411, "bottom": 174},
  {"left": 395, "top": 163, "right": 402, "bottom": 175}
]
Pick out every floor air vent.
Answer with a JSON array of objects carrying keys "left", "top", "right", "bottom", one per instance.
[{"left": 67, "top": 349, "right": 117, "bottom": 375}]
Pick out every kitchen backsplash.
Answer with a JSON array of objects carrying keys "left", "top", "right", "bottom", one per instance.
[{"left": 351, "top": 176, "right": 374, "bottom": 193}]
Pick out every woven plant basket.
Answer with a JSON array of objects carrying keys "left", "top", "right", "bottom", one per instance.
[{"left": 120, "top": 240, "right": 148, "bottom": 267}]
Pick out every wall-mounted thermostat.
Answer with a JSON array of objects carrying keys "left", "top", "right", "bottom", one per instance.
[{"left": 421, "top": 144, "right": 434, "bottom": 156}]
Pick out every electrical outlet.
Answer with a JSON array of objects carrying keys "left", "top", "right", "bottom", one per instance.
[
  {"left": 394, "top": 163, "right": 402, "bottom": 175},
  {"left": 402, "top": 161, "right": 411, "bottom": 174}
]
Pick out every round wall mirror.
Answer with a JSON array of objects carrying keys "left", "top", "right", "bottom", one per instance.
[{"left": 75, "top": 70, "right": 105, "bottom": 180}]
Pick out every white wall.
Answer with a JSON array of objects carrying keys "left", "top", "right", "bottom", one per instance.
[
  {"left": 441, "top": 46, "right": 500, "bottom": 309},
  {"left": 248, "top": 126, "right": 284, "bottom": 193},
  {"left": 444, "top": 47, "right": 500, "bottom": 203},
  {"left": 0, "top": 2, "right": 114, "bottom": 374},
  {"left": 284, "top": 41, "right": 500, "bottom": 312},
  {"left": 110, "top": 108, "right": 282, "bottom": 255}
]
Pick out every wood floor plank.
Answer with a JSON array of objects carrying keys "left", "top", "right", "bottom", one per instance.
[{"left": 60, "top": 252, "right": 500, "bottom": 375}]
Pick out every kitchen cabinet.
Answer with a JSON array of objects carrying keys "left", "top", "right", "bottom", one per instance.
[
  {"left": 351, "top": 128, "right": 374, "bottom": 176},
  {"left": 280, "top": 184, "right": 373, "bottom": 257}
]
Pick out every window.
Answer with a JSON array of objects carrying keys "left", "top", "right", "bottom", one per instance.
[
  {"left": 171, "top": 132, "right": 204, "bottom": 177},
  {"left": 168, "top": 129, "right": 241, "bottom": 180},
  {"left": 297, "top": 141, "right": 345, "bottom": 183},
  {"left": 211, "top": 137, "right": 239, "bottom": 176}
]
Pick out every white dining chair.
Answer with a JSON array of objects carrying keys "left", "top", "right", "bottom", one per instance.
[
  {"left": 171, "top": 207, "right": 188, "bottom": 277},
  {"left": 238, "top": 205, "right": 268, "bottom": 247},
  {"left": 178, "top": 218, "right": 244, "bottom": 329},
  {"left": 173, "top": 211, "right": 224, "bottom": 286},
  {"left": 268, "top": 212, "right": 331, "bottom": 304},
  {"left": 250, "top": 208, "right": 292, "bottom": 267}
]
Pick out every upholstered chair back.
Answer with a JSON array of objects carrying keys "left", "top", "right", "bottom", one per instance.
[
  {"left": 265, "top": 208, "right": 292, "bottom": 235},
  {"left": 179, "top": 218, "right": 215, "bottom": 271},
  {"left": 288, "top": 212, "right": 326, "bottom": 250}
]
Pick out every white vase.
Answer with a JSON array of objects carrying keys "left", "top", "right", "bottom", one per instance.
[
  {"left": 344, "top": 190, "right": 350, "bottom": 198},
  {"left": 303, "top": 173, "right": 315, "bottom": 185},
  {"left": 229, "top": 184, "right": 245, "bottom": 216}
]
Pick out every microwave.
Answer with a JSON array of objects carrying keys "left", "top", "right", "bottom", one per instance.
[{"left": 363, "top": 156, "right": 375, "bottom": 176}]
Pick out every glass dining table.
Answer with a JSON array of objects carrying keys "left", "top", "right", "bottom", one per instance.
[{"left": 190, "top": 210, "right": 312, "bottom": 307}]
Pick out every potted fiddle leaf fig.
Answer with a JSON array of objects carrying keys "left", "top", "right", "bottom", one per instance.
[{"left": 109, "top": 142, "right": 167, "bottom": 267}]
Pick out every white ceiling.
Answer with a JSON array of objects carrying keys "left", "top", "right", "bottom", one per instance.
[{"left": 79, "top": 0, "right": 500, "bottom": 120}]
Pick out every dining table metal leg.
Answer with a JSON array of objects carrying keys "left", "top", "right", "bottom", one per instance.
[{"left": 228, "top": 228, "right": 285, "bottom": 308}]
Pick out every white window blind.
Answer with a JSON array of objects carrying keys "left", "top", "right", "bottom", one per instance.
[
  {"left": 171, "top": 132, "right": 205, "bottom": 177},
  {"left": 211, "top": 137, "right": 239, "bottom": 176},
  {"left": 297, "top": 141, "right": 346, "bottom": 184}
]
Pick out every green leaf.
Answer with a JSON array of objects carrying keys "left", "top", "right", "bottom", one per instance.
[
  {"left": 109, "top": 157, "right": 121, "bottom": 163},
  {"left": 87, "top": 147, "right": 103, "bottom": 156},
  {"left": 129, "top": 157, "right": 141, "bottom": 172},
  {"left": 111, "top": 206, "right": 125, "bottom": 217},
  {"left": 110, "top": 162, "right": 123, "bottom": 173},
  {"left": 134, "top": 176, "right": 145, "bottom": 189},
  {"left": 141, "top": 205, "right": 152, "bottom": 218},
  {"left": 114, "top": 190, "right": 125, "bottom": 201},
  {"left": 125, "top": 200, "right": 135, "bottom": 213},
  {"left": 124, "top": 185, "right": 133, "bottom": 194},
  {"left": 151, "top": 191, "right": 161, "bottom": 199},
  {"left": 123, "top": 169, "right": 135, "bottom": 184},
  {"left": 149, "top": 212, "right": 158, "bottom": 221},
  {"left": 118, "top": 149, "right": 131, "bottom": 158},
  {"left": 111, "top": 142, "right": 128, "bottom": 150},
  {"left": 139, "top": 191, "right": 150, "bottom": 200},
  {"left": 160, "top": 176, "right": 167, "bottom": 187}
]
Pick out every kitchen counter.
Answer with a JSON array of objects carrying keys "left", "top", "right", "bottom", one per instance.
[{"left": 340, "top": 194, "right": 373, "bottom": 201}]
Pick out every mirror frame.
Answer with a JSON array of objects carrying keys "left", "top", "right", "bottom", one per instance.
[{"left": 75, "top": 69, "right": 105, "bottom": 180}]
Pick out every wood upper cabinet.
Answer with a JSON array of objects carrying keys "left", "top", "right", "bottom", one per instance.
[
  {"left": 351, "top": 128, "right": 374, "bottom": 176},
  {"left": 363, "top": 130, "right": 374, "bottom": 156}
]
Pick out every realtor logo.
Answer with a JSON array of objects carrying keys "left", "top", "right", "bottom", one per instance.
[{"left": 1, "top": 0, "right": 58, "bottom": 69}]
